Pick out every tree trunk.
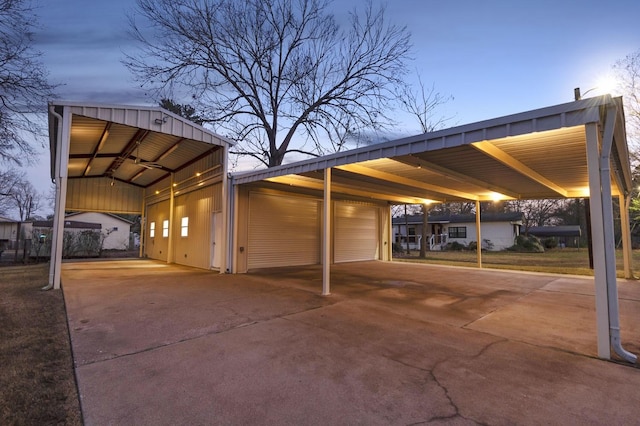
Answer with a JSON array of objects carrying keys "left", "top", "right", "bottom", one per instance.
[
  {"left": 419, "top": 204, "right": 428, "bottom": 258},
  {"left": 404, "top": 205, "right": 410, "bottom": 254}
]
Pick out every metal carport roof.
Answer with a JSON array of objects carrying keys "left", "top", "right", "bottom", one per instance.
[
  {"left": 233, "top": 95, "right": 632, "bottom": 203},
  {"left": 231, "top": 94, "right": 636, "bottom": 363},
  {"left": 49, "top": 101, "right": 233, "bottom": 189}
]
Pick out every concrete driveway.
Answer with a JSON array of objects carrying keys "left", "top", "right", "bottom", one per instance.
[{"left": 62, "top": 260, "right": 640, "bottom": 425}]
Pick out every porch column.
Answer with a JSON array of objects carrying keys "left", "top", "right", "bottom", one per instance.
[
  {"left": 322, "top": 167, "right": 331, "bottom": 295},
  {"left": 475, "top": 200, "right": 482, "bottom": 268},
  {"left": 49, "top": 106, "right": 71, "bottom": 290},
  {"left": 620, "top": 194, "right": 633, "bottom": 279}
]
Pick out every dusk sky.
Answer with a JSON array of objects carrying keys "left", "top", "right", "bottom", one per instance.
[{"left": 22, "top": 0, "right": 640, "bottom": 209}]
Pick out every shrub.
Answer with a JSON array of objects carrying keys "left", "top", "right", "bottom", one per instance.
[
  {"left": 543, "top": 238, "right": 558, "bottom": 249},
  {"left": 467, "top": 241, "right": 477, "bottom": 251},
  {"left": 508, "top": 235, "right": 544, "bottom": 253},
  {"left": 447, "top": 241, "right": 465, "bottom": 251}
]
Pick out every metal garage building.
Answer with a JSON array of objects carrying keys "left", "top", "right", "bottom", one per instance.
[
  {"left": 49, "top": 95, "right": 635, "bottom": 362},
  {"left": 47, "top": 101, "right": 232, "bottom": 288}
]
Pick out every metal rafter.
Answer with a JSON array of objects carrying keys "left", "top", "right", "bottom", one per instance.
[
  {"left": 392, "top": 156, "right": 520, "bottom": 200},
  {"left": 471, "top": 141, "right": 568, "bottom": 197},
  {"left": 334, "top": 164, "right": 479, "bottom": 201}
]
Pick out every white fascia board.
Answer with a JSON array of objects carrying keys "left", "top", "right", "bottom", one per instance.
[{"left": 48, "top": 100, "right": 234, "bottom": 147}]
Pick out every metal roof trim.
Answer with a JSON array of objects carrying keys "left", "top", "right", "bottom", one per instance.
[{"left": 232, "top": 95, "right": 614, "bottom": 186}]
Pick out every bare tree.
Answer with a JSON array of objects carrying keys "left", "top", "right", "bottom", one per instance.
[
  {"left": 125, "top": 0, "right": 412, "bottom": 167},
  {"left": 0, "top": 168, "right": 22, "bottom": 216},
  {"left": 614, "top": 49, "right": 640, "bottom": 158},
  {"left": 0, "top": 169, "right": 42, "bottom": 220},
  {"left": 0, "top": 0, "right": 57, "bottom": 164},
  {"left": 398, "top": 73, "right": 453, "bottom": 134},
  {"left": 508, "top": 199, "right": 562, "bottom": 232},
  {"left": 7, "top": 179, "right": 41, "bottom": 220}
]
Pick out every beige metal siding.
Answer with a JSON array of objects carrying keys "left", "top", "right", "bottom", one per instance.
[
  {"left": 334, "top": 202, "right": 379, "bottom": 263},
  {"left": 248, "top": 192, "right": 320, "bottom": 269},
  {"left": 172, "top": 185, "right": 218, "bottom": 269},
  {"left": 145, "top": 200, "right": 170, "bottom": 261},
  {"left": 66, "top": 178, "right": 143, "bottom": 214}
]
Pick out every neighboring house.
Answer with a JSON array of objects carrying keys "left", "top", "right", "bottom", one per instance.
[
  {"left": 392, "top": 212, "right": 524, "bottom": 251},
  {"left": 0, "top": 216, "right": 18, "bottom": 250},
  {"left": 66, "top": 212, "right": 133, "bottom": 250},
  {"left": 525, "top": 225, "right": 582, "bottom": 248},
  {"left": 0, "top": 216, "right": 18, "bottom": 251},
  {"left": 25, "top": 220, "right": 102, "bottom": 258}
]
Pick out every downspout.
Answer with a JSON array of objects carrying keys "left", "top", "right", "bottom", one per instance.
[
  {"left": 600, "top": 104, "right": 637, "bottom": 363},
  {"left": 42, "top": 106, "right": 63, "bottom": 291}
]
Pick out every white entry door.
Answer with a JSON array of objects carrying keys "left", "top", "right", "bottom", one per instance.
[{"left": 211, "top": 212, "right": 222, "bottom": 269}]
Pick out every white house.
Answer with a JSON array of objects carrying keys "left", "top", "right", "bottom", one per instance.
[
  {"left": 0, "top": 216, "right": 18, "bottom": 251},
  {"left": 65, "top": 212, "right": 133, "bottom": 250},
  {"left": 392, "top": 212, "right": 523, "bottom": 251}
]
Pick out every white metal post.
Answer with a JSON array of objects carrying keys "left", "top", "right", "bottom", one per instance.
[
  {"left": 139, "top": 197, "right": 146, "bottom": 258},
  {"left": 322, "top": 167, "right": 331, "bottom": 296},
  {"left": 475, "top": 200, "right": 482, "bottom": 268},
  {"left": 220, "top": 146, "right": 229, "bottom": 273},
  {"left": 620, "top": 194, "right": 633, "bottom": 279},
  {"left": 167, "top": 173, "right": 175, "bottom": 264},
  {"left": 50, "top": 106, "right": 71, "bottom": 290},
  {"left": 585, "top": 122, "right": 611, "bottom": 359}
]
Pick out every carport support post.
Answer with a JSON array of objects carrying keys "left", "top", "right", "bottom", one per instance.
[
  {"left": 49, "top": 106, "right": 71, "bottom": 290},
  {"left": 167, "top": 173, "right": 175, "bottom": 264},
  {"left": 585, "top": 122, "right": 611, "bottom": 359},
  {"left": 322, "top": 167, "right": 331, "bottom": 296},
  {"left": 475, "top": 200, "right": 482, "bottom": 268},
  {"left": 620, "top": 194, "right": 633, "bottom": 279}
]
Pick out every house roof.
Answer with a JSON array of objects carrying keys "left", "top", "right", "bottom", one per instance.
[
  {"left": 231, "top": 95, "right": 632, "bottom": 205},
  {"left": 0, "top": 216, "right": 17, "bottom": 223},
  {"left": 526, "top": 225, "right": 582, "bottom": 237},
  {"left": 66, "top": 211, "right": 134, "bottom": 225},
  {"left": 49, "top": 101, "right": 232, "bottom": 188},
  {"left": 392, "top": 212, "right": 524, "bottom": 225},
  {"left": 32, "top": 220, "right": 102, "bottom": 230}
]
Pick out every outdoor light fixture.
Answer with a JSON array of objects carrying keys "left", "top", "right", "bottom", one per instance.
[{"left": 154, "top": 115, "right": 168, "bottom": 125}]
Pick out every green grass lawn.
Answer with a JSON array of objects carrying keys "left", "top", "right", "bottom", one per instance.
[{"left": 393, "top": 248, "right": 640, "bottom": 278}]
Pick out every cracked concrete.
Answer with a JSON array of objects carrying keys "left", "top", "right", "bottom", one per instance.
[{"left": 62, "top": 260, "right": 640, "bottom": 425}]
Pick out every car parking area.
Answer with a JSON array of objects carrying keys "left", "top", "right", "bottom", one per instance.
[{"left": 62, "top": 259, "right": 640, "bottom": 425}]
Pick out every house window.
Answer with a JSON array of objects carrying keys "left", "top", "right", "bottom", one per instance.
[
  {"left": 162, "top": 220, "right": 169, "bottom": 238},
  {"left": 408, "top": 227, "right": 416, "bottom": 236},
  {"left": 181, "top": 217, "right": 189, "bottom": 237},
  {"left": 448, "top": 226, "right": 467, "bottom": 239},
  {"left": 150, "top": 222, "right": 155, "bottom": 238}
]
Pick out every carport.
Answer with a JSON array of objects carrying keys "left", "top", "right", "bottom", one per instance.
[
  {"left": 47, "top": 101, "right": 233, "bottom": 290},
  {"left": 230, "top": 95, "right": 636, "bottom": 362}
]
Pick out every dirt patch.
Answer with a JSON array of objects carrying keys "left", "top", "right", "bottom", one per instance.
[{"left": 0, "top": 264, "right": 82, "bottom": 425}]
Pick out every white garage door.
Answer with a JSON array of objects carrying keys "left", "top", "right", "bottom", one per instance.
[
  {"left": 334, "top": 202, "right": 379, "bottom": 263},
  {"left": 248, "top": 192, "right": 320, "bottom": 269}
]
